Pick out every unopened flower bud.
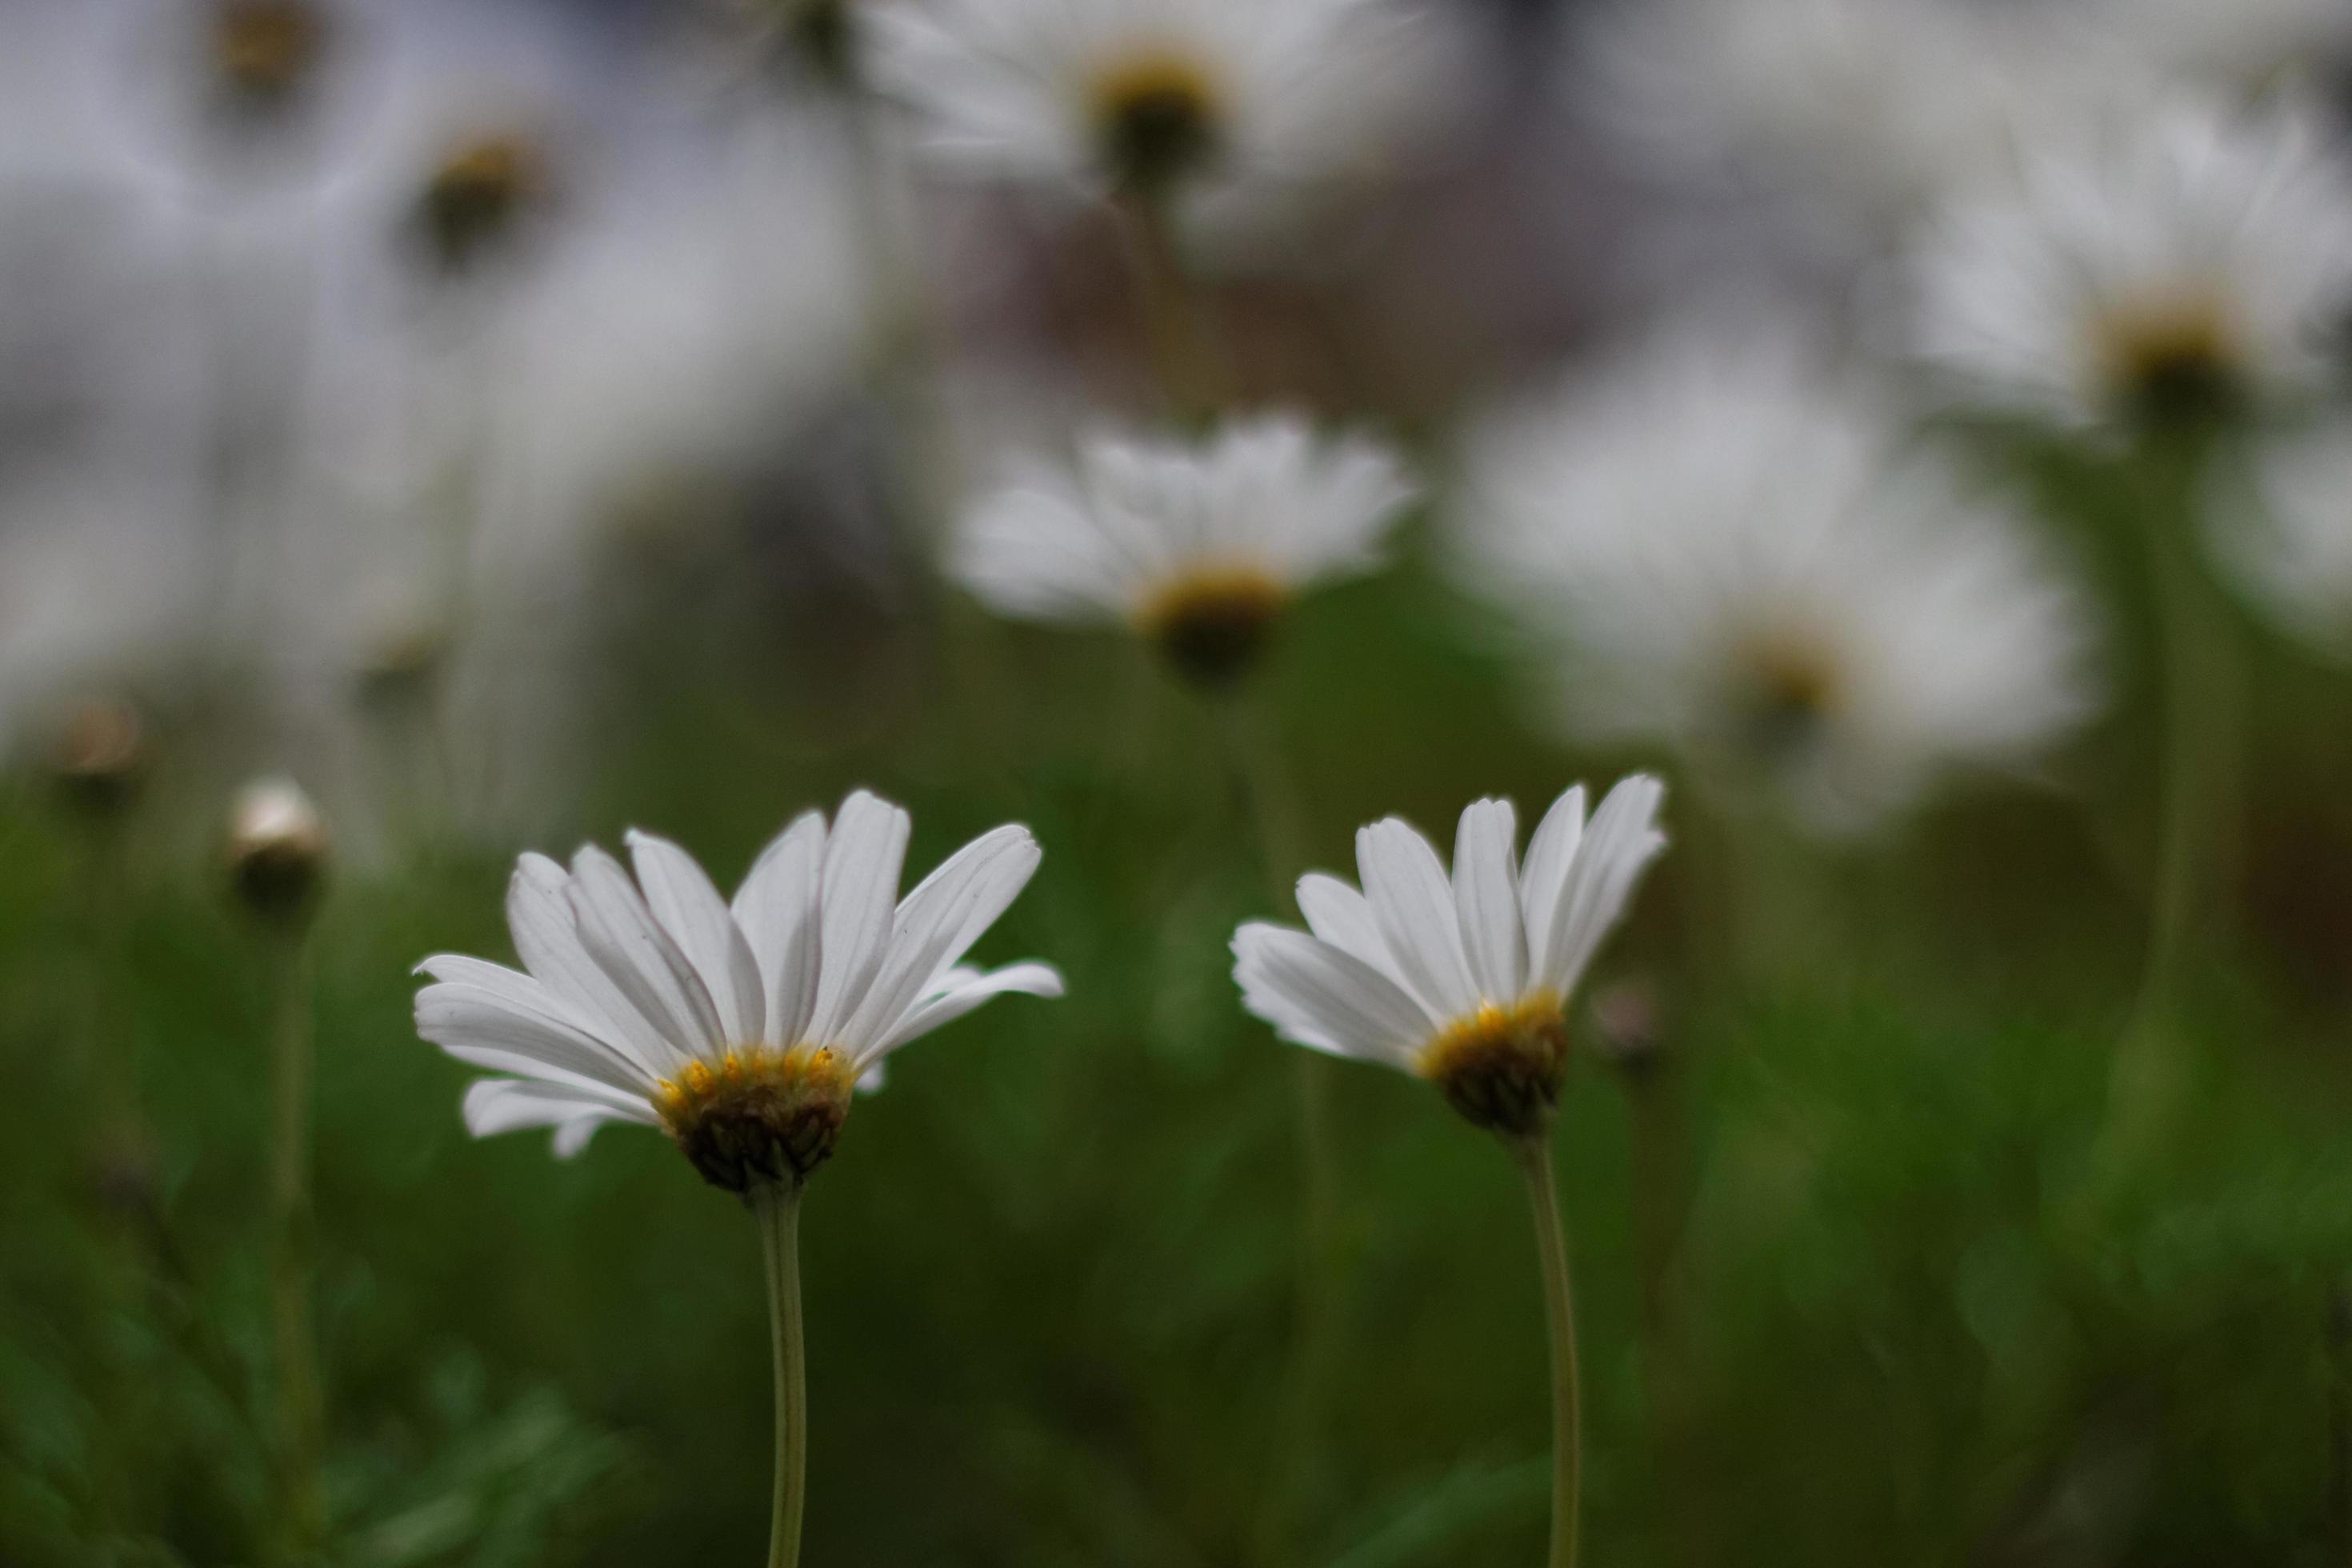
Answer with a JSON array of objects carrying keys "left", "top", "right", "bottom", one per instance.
[
  {"left": 227, "top": 777, "right": 330, "bottom": 924},
  {"left": 1588, "top": 979, "right": 1665, "bottom": 1081},
  {"left": 50, "top": 698, "right": 150, "bottom": 819}
]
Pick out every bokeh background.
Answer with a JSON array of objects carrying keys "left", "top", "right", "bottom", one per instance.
[{"left": 8, "top": 0, "right": 2352, "bottom": 1563}]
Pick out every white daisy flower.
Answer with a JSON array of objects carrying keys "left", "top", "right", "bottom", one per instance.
[
  {"left": 2211, "top": 414, "right": 2352, "bottom": 653},
  {"left": 863, "top": 0, "right": 1423, "bottom": 203},
  {"left": 1458, "top": 326, "right": 2099, "bottom": 834},
  {"left": 414, "top": 793, "right": 1064, "bottom": 1187},
  {"left": 1582, "top": 0, "right": 2102, "bottom": 222},
  {"left": 1233, "top": 776, "right": 1666, "bottom": 1139},
  {"left": 1907, "top": 95, "right": 2352, "bottom": 434},
  {"left": 948, "top": 412, "right": 1415, "bottom": 686}
]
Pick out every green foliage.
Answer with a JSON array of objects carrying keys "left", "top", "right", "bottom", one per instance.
[{"left": 6, "top": 540, "right": 2352, "bottom": 1566}]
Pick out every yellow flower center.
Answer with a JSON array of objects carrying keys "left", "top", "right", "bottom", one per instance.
[
  {"left": 213, "top": 0, "right": 326, "bottom": 105},
  {"left": 1416, "top": 991, "right": 1569, "bottom": 1140},
  {"left": 417, "top": 135, "right": 544, "bottom": 275},
  {"left": 2091, "top": 286, "right": 2244, "bottom": 430},
  {"left": 1088, "top": 51, "right": 1226, "bottom": 195},
  {"left": 1730, "top": 626, "right": 1845, "bottom": 760},
  {"left": 658, "top": 1046, "right": 858, "bottom": 1196},
  {"left": 1134, "top": 565, "right": 1288, "bottom": 690}
]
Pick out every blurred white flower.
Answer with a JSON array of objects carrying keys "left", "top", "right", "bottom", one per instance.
[
  {"left": 1581, "top": 0, "right": 2150, "bottom": 225},
  {"left": 1458, "top": 326, "right": 2099, "bottom": 834},
  {"left": 0, "top": 464, "right": 207, "bottom": 763},
  {"left": 414, "top": 793, "right": 1063, "bottom": 1178},
  {"left": 1907, "top": 95, "right": 2352, "bottom": 434},
  {"left": 2211, "top": 414, "right": 2352, "bottom": 653},
  {"left": 2084, "top": 0, "right": 2352, "bottom": 90},
  {"left": 1233, "top": 776, "right": 1665, "bottom": 1138},
  {"left": 949, "top": 412, "right": 1415, "bottom": 685},
  {"left": 865, "top": 0, "right": 1430, "bottom": 206}
]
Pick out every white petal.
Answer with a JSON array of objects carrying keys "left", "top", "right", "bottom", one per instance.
[
  {"left": 1534, "top": 774, "right": 1667, "bottom": 997},
  {"left": 459, "top": 1078, "right": 658, "bottom": 1155},
  {"left": 1294, "top": 873, "right": 1402, "bottom": 982},
  {"left": 872, "top": 959, "right": 1064, "bottom": 1057},
  {"left": 839, "top": 825, "right": 1042, "bottom": 1060},
  {"left": 1354, "top": 818, "right": 1481, "bottom": 1018},
  {"left": 1451, "top": 798, "right": 1526, "bottom": 1002},
  {"left": 415, "top": 979, "right": 658, "bottom": 1100},
  {"left": 1518, "top": 785, "right": 1586, "bottom": 973},
  {"left": 804, "top": 791, "right": 911, "bottom": 1044},
  {"left": 731, "top": 810, "right": 826, "bottom": 1048},
  {"left": 629, "top": 830, "right": 765, "bottom": 1046},
  {"left": 566, "top": 846, "right": 726, "bottom": 1061},
  {"left": 504, "top": 854, "right": 677, "bottom": 1079},
  {"left": 1232, "top": 922, "right": 1429, "bottom": 1071}
]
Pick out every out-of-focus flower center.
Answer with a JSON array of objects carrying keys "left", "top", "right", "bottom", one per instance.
[
  {"left": 1089, "top": 52, "right": 1225, "bottom": 195},
  {"left": 212, "top": 0, "right": 326, "bottom": 106},
  {"left": 1416, "top": 991, "right": 1569, "bottom": 1140},
  {"left": 659, "top": 1047, "right": 857, "bottom": 1195},
  {"left": 416, "top": 135, "right": 544, "bottom": 276},
  {"left": 1730, "top": 626, "right": 1844, "bottom": 760},
  {"left": 1136, "top": 564, "right": 1287, "bottom": 689},
  {"left": 51, "top": 697, "right": 149, "bottom": 815},
  {"left": 2092, "top": 286, "right": 2244, "bottom": 430}
]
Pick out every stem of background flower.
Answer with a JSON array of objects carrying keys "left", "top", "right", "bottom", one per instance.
[
  {"left": 1515, "top": 1134, "right": 1582, "bottom": 1568},
  {"left": 757, "top": 1184, "right": 809, "bottom": 1568},
  {"left": 1221, "top": 695, "right": 1344, "bottom": 1565},
  {"left": 79, "top": 814, "right": 147, "bottom": 1189},
  {"left": 2096, "top": 454, "right": 2233, "bottom": 1197},
  {"left": 266, "top": 929, "right": 323, "bottom": 1551},
  {"left": 1113, "top": 190, "right": 1228, "bottom": 423}
]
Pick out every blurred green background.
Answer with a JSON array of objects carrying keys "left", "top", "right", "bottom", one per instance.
[{"left": 11, "top": 472, "right": 2352, "bottom": 1567}]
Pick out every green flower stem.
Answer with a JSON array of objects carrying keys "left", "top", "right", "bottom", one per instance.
[
  {"left": 756, "top": 1184, "right": 809, "bottom": 1568},
  {"left": 1114, "top": 190, "right": 1227, "bottom": 422},
  {"left": 1515, "top": 1135, "right": 1582, "bottom": 1568},
  {"left": 266, "top": 930, "right": 322, "bottom": 1551},
  {"left": 1222, "top": 697, "right": 1343, "bottom": 1564}
]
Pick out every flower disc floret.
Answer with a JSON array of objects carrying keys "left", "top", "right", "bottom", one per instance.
[
  {"left": 1417, "top": 992, "right": 1569, "bottom": 1138},
  {"left": 661, "top": 1047, "right": 858, "bottom": 1194}
]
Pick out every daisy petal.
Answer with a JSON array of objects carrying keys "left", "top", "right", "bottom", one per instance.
[
  {"left": 1355, "top": 818, "right": 1481, "bottom": 1018},
  {"left": 805, "top": 791, "right": 911, "bottom": 1044},
  {"left": 840, "top": 826, "right": 1042, "bottom": 1061},
  {"left": 731, "top": 810, "right": 826, "bottom": 1049},
  {"left": 1518, "top": 785, "right": 1586, "bottom": 974},
  {"left": 505, "top": 854, "right": 678, "bottom": 1078},
  {"left": 629, "top": 830, "right": 765, "bottom": 1046},
  {"left": 1294, "top": 872, "right": 1402, "bottom": 982},
  {"left": 1233, "top": 922, "right": 1429, "bottom": 1071},
  {"left": 872, "top": 960, "right": 1064, "bottom": 1058},
  {"left": 566, "top": 846, "right": 726, "bottom": 1060},
  {"left": 1452, "top": 798, "right": 1526, "bottom": 1002},
  {"left": 415, "top": 979, "right": 658, "bottom": 1100},
  {"left": 1536, "top": 774, "right": 1667, "bottom": 996}
]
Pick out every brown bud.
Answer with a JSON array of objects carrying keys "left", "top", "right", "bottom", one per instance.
[
  {"left": 50, "top": 698, "right": 150, "bottom": 819},
  {"left": 226, "top": 777, "right": 330, "bottom": 924}
]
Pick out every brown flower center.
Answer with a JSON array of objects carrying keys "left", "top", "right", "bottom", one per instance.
[
  {"left": 417, "top": 135, "right": 544, "bottom": 276},
  {"left": 1730, "top": 626, "right": 1844, "bottom": 761},
  {"left": 659, "top": 1047, "right": 857, "bottom": 1195},
  {"left": 1136, "top": 565, "right": 1287, "bottom": 690},
  {"left": 1090, "top": 53, "right": 1224, "bottom": 196},
  {"left": 1417, "top": 992, "right": 1570, "bottom": 1140},
  {"left": 212, "top": 0, "right": 326, "bottom": 106},
  {"left": 2093, "top": 288, "right": 2244, "bottom": 432}
]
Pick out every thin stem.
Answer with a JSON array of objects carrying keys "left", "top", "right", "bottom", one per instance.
[
  {"left": 267, "top": 930, "right": 322, "bottom": 1551},
  {"left": 757, "top": 1185, "right": 809, "bottom": 1568},
  {"left": 1113, "top": 190, "right": 1227, "bottom": 422},
  {"left": 1222, "top": 697, "right": 1342, "bottom": 1564},
  {"left": 1515, "top": 1136, "right": 1582, "bottom": 1568}
]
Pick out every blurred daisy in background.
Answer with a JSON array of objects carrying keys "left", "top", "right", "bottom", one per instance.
[
  {"left": 865, "top": 0, "right": 1431, "bottom": 209},
  {"left": 2082, "top": 0, "right": 2352, "bottom": 90},
  {"left": 1906, "top": 95, "right": 2352, "bottom": 438},
  {"left": 414, "top": 792, "right": 1062, "bottom": 1174},
  {"left": 1233, "top": 775, "right": 1666, "bottom": 1137},
  {"left": 1579, "top": 0, "right": 2146, "bottom": 233},
  {"left": 948, "top": 412, "right": 1416, "bottom": 687},
  {"left": 2210, "top": 416, "right": 2352, "bottom": 655},
  {"left": 1458, "top": 326, "right": 2099, "bottom": 834}
]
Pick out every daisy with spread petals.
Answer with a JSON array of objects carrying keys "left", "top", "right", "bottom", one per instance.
[
  {"left": 948, "top": 411, "right": 1415, "bottom": 689},
  {"left": 1234, "top": 775, "right": 1668, "bottom": 1568},
  {"left": 1907, "top": 94, "right": 2352, "bottom": 437},
  {"left": 1458, "top": 325, "right": 2099, "bottom": 835},
  {"left": 864, "top": 0, "right": 1422, "bottom": 206},
  {"left": 413, "top": 792, "right": 1061, "bottom": 1568}
]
